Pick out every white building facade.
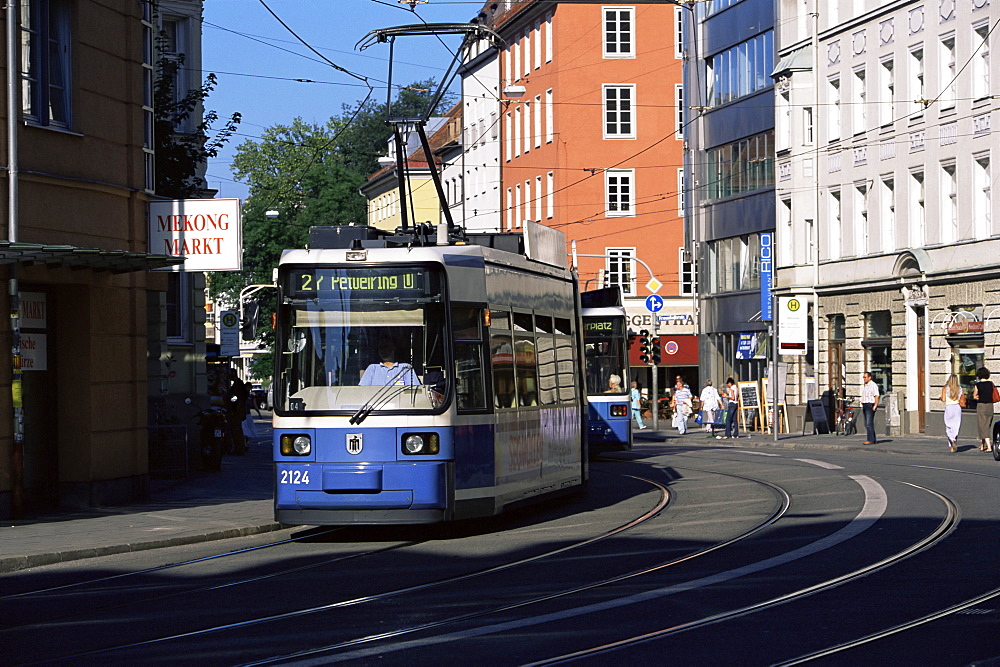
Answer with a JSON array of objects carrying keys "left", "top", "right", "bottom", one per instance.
[
  {"left": 776, "top": 0, "right": 1000, "bottom": 437},
  {"left": 458, "top": 28, "right": 503, "bottom": 232}
]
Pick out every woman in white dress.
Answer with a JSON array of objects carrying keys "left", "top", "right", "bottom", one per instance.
[{"left": 940, "top": 374, "right": 962, "bottom": 453}]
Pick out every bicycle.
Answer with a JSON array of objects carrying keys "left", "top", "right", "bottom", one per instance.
[{"left": 836, "top": 396, "right": 858, "bottom": 436}]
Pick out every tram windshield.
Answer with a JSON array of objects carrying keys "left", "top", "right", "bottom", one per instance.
[
  {"left": 583, "top": 315, "right": 628, "bottom": 396},
  {"left": 276, "top": 266, "right": 448, "bottom": 414}
]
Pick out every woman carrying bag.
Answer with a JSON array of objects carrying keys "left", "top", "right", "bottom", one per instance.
[{"left": 972, "top": 367, "right": 997, "bottom": 452}]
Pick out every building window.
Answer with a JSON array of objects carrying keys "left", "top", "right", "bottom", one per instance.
[
  {"left": 939, "top": 34, "right": 956, "bottom": 109},
  {"left": 677, "top": 168, "right": 685, "bottom": 216},
  {"left": 545, "top": 89, "right": 554, "bottom": 143},
  {"left": 603, "top": 7, "right": 635, "bottom": 58},
  {"left": 523, "top": 100, "right": 531, "bottom": 153},
  {"left": 879, "top": 58, "right": 894, "bottom": 127},
  {"left": 828, "top": 189, "right": 842, "bottom": 260},
  {"left": 948, "top": 305, "right": 985, "bottom": 399},
  {"left": 909, "top": 47, "right": 924, "bottom": 112},
  {"left": 674, "top": 7, "right": 684, "bottom": 59},
  {"left": 940, "top": 161, "right": 958, "bottom": 243},
  {"left": 514, "top": 106, "right": 521, "bottom": 158},
  {"left": 515, "top": 183, "right": 522, "bottom": 228},
  {"left": 707, "top": 31, "right": 773, "bottom": 106},
  {"left": 863, "top": 311, "right": 892, "bottom": 393},
  {"left": 974, "top": 153, "right": 991, "bottom": 239},
  {"left": 606, "top": 248, "right": 636, "bottom": 295},
  {"left": 679, "top": 247, "right": 695, "bottom": 296},
  {"left": 141, "top": 2, "right": 155, "bottom": 192},
  {"left": 167, "top": 273, "right": 191, "bottom": 342},
  {"left": 505, "top": 112, "right": 512, "bottom": 162},
  {"left": 851, "top": 67, "right": 866, "bottom": 135},
  {"left": 545, "top": 13, "right": 553, "bottom": 63},
  {"left": 973, "top": 22, "right": 990, "bottom": 100},
  {"left": 533, "top": 94, "right": 542, "bottom": 148},
  {"left": 827, "top": 77, "right": 841, "bottom": 142},
  {"left": 546, "top": 171, "right": 554, "bottom": 218},
  {"left": 705, "top": 130, "right": 775, "bottom": 201},
  {"left": 910, "top": 169, "right": 925, "bottom": 247},
  {"left": 603, "top": 84, "right": 635, "bottom": 139},
  {"left": 675, "top": 84, "right": 684, "bottom": 139},
  {"left": 853, "top": 182, "right": 868, "bottom": 256},
  {"left": 706, "top": 235, "right": 761, "bottom": 294},
  {"left": 21, "top": 0, "right": 72, "bottom": 128},
  {"left": 605, "top": 169, "right": 634, "bottom": 216},
  {"left": 506, "top": 187, "right": 513, "bottom": 229},
  {"left": 880, "top": 175, "right": 895, "bottom": 252},
  {"left": 803, "top": 106, "right": 814, "bottom": 144},
  {"left": 535, "top": 175, "right": 542, "bottom": 221}
]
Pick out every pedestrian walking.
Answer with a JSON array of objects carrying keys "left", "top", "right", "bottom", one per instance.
[
  {"left": 723, "top": 377, "right": 739, "bottom": 439},
  {"left": 972, "top": 367, "right": 996, "bottom": 452},
  {"left": 860, "top": 371, "right": 880, "bottom": 445},
  {"left": 630, "top": 380, "right": 645, "bottom": 430},
  {"left": 699, "top": 380, "right": 722, "bottom": 434},
  {"left": 940, "top": 374, "right": 962, "bottom": 453},
  {"left": 671, "top": 378, "right": 693, "bottom": 435}
]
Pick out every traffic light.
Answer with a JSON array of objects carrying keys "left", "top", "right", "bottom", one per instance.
[
  {"left": 242, "top": 300, "right": 260, "bottom": 341},
  {"left": 651, "top": 337, "right": 661, "bottom": 365},
  {"left": 638, "top": 329, "right": 651, "bottom": 364}
]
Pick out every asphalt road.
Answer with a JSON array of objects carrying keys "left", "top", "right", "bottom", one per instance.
[{"left": 2, "top": 440, "right": 999, "bottom": 666}]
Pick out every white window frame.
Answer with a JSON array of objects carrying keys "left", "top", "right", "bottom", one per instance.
[
  {"left": 909, "top": 169, "right": 925, "bottom": 248},
  {"left": 879, "top": 175, "right": 895, "bottom": 252},
  {"left": 535, "top": 176, "right": 543, "bottom": 221},
  {"left": 909, "top": 46, "right": 924, "bottom": 113},
  {"left": 940, "top": 160, "right": 957, "bottom": 243},
  {"left": 506, "top": 187, "right": 513, "bottom": 230},
  {"left": 879, "top": 58, "right": 894, "bottom": 127},
  {"left": 605, "top": 169, "right": 635, "bottom": 216},
  {"left": 603, "top": 7, "right": 635, "bottom": 59},
  {"left": 827, "top": 77, "right": 841, "bottom": 142},
  {"left": 972, "top": 22, "right": 990, "bottom": 100},
  {"left": 603, "top": 84, "right": 636, "bottom": 139},
  {"left": 828, "top": 189, "right": 842, "bottom": 260},
  {"left": 545, "top": 89, "right": 554, "bottom": 143},
  {"left": 677, "top": 168, "right": 685, "bottom": 216},
  {"left": 606, "top": 248, "right": 637, "bottom": 295},
  {"left": 678, "top": 247, "right": 695, "bottom": 296},
  {"left": 853, "top": 181, "right": 868, "bottom": 255},
  {"left": 523, "top": 100, "right": 531, "bottom": 153},
  {"left": 545, "top": 13, "right": 553, "bottom": 63},
  {"left": 939, "top": 34, "right": 957, "bottom": 110},
  {"left": 674, "top": 7, "right": 684, "bottom": 59},
  {"left": 546, "top": 172, "right": 554, "bottom": 218},
  {"left": 851, "top": 67, "right": 867, "bottom": 136},
  {"left": 674, "top": 83, "right": 684, "bottom": 139},
  {"left": 534, "top": 94, "right": 542, "bottom": 148},
  {"left": 973, "top": 152, "right": 991, "bottom": 240}
]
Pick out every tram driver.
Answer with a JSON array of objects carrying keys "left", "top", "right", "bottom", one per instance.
[{"left": 360, "top": 340, "right": 420, "bottom": 386}]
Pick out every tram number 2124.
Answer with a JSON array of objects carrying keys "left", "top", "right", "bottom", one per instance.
[{"left": 279, "top": 469, "right": 311, "bottom": 485}]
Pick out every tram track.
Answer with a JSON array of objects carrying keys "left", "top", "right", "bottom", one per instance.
[
  {"left": 1, "top": 469, "right": 674, "bottom": 662},
  {"left": 34, "top": 465, "right": 789, "bottom": 666},
  {"left": 526, "top": 478, "right": 959, "bottom": 666}
]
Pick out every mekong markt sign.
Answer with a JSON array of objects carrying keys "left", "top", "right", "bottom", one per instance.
[{"left": 148, "top": 199, "right": 243, "bottom": 272}]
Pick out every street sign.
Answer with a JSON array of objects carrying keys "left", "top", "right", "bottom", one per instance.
[
  {"left": 778, "top": 295, "right": 809, "bottom": 355},
  {"left": 645, "top": 277, "right": 662, "bottom": 293},
  {"left": 219, "top": 310, "right": 240, "bottom": 357},
  {"left": 645, "top": 294, "right": 664, "bottom": 313}
]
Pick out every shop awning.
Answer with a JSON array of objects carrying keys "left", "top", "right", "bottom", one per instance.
[{"left": 0, "top": 241, "right": 184, "bottom": 273}]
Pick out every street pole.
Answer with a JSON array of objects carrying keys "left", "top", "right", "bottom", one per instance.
[
  {"left": 651, "top": 321, "right": 659, "bottom": 431},
  {"left": 773, "top": 292, "right": 779, "bottom": 443},
  {"left": 8, "top": 0, "right": 23, "bottom": 518}
]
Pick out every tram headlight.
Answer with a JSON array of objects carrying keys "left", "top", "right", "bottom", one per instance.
[
  {"left": 402, "top": 432, "right": 440, "bottom": 455},
  {"left": 280, "top": 434, "right": 311, "bottom": 456}
]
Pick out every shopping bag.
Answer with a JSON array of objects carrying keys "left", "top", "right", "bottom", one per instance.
[{"left": 694, "top": 412, "right": 703, "bottom": 425}]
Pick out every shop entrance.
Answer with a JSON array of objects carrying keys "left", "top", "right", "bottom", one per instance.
[{"left": 20, "top": 289, "right": 59, "bottom": 511}]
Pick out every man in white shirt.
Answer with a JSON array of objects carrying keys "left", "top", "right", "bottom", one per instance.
[
  {"left": 860, "top": 371, "right": 880, "bottom": 444},
  {"left": 360, "top": 341, "right": 419, "bottom": 387}
]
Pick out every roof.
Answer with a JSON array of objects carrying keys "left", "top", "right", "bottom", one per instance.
[{"left": 0, "top": 242, "right": 184, "bottom": 273}]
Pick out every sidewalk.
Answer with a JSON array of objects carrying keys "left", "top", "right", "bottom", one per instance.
[
  {"left": 0, "top": 419, "right": 980, "bottom": 575},
  {"left": 0, "top": 414, "right": 281, "bottom": 575}
]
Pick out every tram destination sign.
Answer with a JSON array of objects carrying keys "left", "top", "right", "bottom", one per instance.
[{"left": 286, "top": 267, "right": 434, "bottom": 298}]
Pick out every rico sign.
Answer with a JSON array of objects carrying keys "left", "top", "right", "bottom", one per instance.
[{"left": 149, "top": 199, "right": 242, "bottom": 272}]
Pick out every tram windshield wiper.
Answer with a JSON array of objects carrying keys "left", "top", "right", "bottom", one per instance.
[{"left": 350, "top": 367, "right": 417, "bottom": 425}]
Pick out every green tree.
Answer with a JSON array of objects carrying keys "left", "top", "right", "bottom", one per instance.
[{"left": 154, "top": 54, "right": 241, "bottom": 198}]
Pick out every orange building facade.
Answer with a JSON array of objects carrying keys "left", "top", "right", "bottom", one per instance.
[{"left": 489, "top": 0, "right": 695, "bottom": 391}]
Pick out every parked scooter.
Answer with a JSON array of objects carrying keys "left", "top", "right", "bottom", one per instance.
[{"left": 186, "top": 397, "right": 235, "bottom": 471}]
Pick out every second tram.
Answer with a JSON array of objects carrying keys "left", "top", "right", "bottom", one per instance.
[{"left": 581, "top": 287, "right": 632, "bottom": 452}]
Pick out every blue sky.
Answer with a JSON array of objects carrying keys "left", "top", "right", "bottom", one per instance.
[{"left": 201, "top": 0, "right": 482, "bottom": 200}]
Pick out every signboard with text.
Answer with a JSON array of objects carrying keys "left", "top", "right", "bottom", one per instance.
[
  {"left": 149, "top": 198, "right": 242, "bottom": 272},
  {"left": 778, "top": 295, "right": 809, "bottom": 355},
  {"left": 760, "top": 232, "right": 773, "bottom": 321}
]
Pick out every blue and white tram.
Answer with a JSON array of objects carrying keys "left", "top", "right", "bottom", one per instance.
[
  {"left": 581, "top": 288, "right": 632, "bottom": 452},
  {"left": 272, "top": 227, "right": 588, "bottom": 525}
]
